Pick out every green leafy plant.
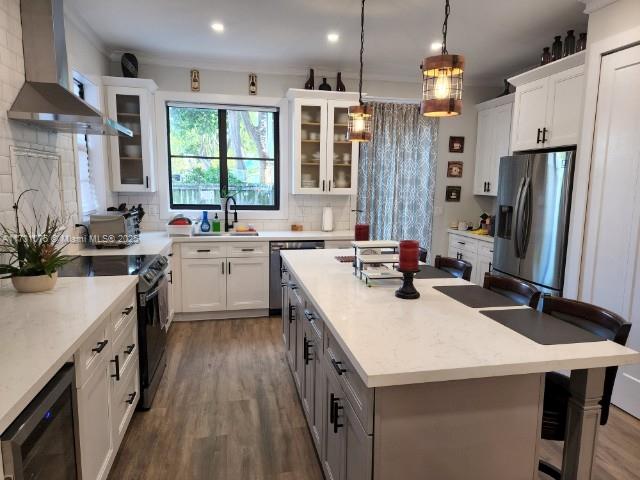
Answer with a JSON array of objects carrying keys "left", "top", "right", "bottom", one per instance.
[{"left": 0, "top": 216, "right": 75, "bottom": 278}]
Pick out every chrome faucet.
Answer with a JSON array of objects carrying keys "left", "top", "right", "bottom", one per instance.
[{"left": 224, "top": 195, "right": 238, "bottom": 232}]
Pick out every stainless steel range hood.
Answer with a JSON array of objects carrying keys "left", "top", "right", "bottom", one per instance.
[{"left": 8, "top": 0, "right": 131, "bottom": 136}]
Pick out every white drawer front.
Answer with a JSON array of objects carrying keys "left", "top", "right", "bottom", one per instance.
[
  {"left": 111, "top": 289, "right": 136, "bottom": 338},
  {"left": 181, "top": 242, "right": 228, "bottom": 259},
  {"left": 111, "top": 355, "right": 139, "bottom": 448},
  {"left": 449, "top": 235, "right": 478, "bottom": 255},
  {"left": 478, "top": 241, "right": 495, "bottom": 260},
  {"left": 227, "top": 241, "right": 268, "bottom": 257},
  {"left": 110, "top": 314, "right": 138, "bottom": 385},
  {"left": 75, "top": 318, "right": 110, "bottom": 387}
]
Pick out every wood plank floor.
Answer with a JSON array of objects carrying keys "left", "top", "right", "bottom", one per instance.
[{"left": 109, "top": 317, "right": 640, "bottom": 480}]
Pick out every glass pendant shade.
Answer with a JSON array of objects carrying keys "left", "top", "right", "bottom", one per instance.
[
  {"left": 347, "top": 104, "right": 373, "bottom": 142},
  {"left": 421, "top": 54, "right": 464, "bottom": 117}
]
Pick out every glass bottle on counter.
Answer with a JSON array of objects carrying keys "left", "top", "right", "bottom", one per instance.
[{"left": 564, "top": 30, "right": 576, "bottom": 57}]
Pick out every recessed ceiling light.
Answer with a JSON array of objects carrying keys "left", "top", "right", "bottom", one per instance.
[
  {"left": 211, "top": 22, "right": 224, "bottom": 33},
  {"left": 430, "top": 41, "right": 442, "bottom": 51},
  {"left": 327, "top": 32, "right": 340, "bottom": 43}
]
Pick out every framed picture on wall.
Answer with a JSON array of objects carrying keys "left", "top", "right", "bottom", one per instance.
[
  {"left": 445, "top": 186, "right": 462, "bottom": 202},
  {"left": 447, "top": 161, "right": 463, "bottom": 178},
  {"left": 449, "top": 136, "right": 465, "bottom": 153}
]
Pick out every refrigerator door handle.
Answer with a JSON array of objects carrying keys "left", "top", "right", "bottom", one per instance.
[
  {"left": 513, "top": 177, "right": 526, "bottom": 258},
  {"left": 519, "top": 177, "right": 532, "bottom": 257}
]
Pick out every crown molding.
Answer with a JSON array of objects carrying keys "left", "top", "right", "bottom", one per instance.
[
  {"left": 578, "top": 0, "right": 619, "bottom": 14},
  {"left": 63, "top": 2, "right": 109, "bottom": 58}
]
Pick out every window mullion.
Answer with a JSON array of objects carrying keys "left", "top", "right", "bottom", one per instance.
[{"left": 219, "top": 109, "right": 228, "bottom": 198}]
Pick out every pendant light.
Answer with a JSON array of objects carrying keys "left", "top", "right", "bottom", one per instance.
[
  {"left": 420, "top": 0, "right": 464, "bottom": 117},
  {"left": 347, "top": 0, "right": 372, "bottom": 142}
]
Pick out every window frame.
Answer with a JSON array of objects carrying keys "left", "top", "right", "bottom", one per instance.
[{"left": 166, "top": 103, "right": 280, "bottom": 211}]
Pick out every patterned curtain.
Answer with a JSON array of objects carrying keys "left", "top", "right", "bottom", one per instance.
[{"left": 357, "top": 102, "right": 439, "bottom": 254}]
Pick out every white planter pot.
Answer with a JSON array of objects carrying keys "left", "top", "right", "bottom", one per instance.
[{"left": 11, "top": 272, "right": 58, "bottom": 293}]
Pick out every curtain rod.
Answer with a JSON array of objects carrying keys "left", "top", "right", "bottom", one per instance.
[{"left": 363, "top": 96, "right": 420, "bottom": 105}]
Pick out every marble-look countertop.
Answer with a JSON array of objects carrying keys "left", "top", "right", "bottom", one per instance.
[
  {"left": 281, "top": 249, "right": 640, "bottom": 388},
  {"left": 79, "top": 231, "right": 173, "bottom": 256},
  {"left": 0, "top": 276, "right": 138, "bottom": 433},
  {"left": 447, "top": 228, "right": 494, "bottom": 243}
]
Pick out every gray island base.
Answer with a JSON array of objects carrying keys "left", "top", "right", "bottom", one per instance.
[{"left": 280, "top": 249, "right": 639, "bottom": 480}]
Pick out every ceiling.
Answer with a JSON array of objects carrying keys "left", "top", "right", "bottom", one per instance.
[{"left": 67, "top": 0, "right": 588, "bottom": 85}]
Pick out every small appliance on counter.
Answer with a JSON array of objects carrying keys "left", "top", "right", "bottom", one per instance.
[
  {"left": 88, "top": 204, "right": 143, "bottom": 248},
  {"left": 322, "top": 207, "right": 334, "bottom": 232}
]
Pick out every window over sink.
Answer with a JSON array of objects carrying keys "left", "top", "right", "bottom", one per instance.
[{"left": 167, "top": 103, "right": 279, "bottom": 210}]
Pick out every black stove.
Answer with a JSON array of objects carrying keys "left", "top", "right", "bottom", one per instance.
[
  {"left": 59, "top": 254, "right": 168, "bottom": 410},
  {"left": 59, "top": 254, "right": 168, "bottom": 293}
]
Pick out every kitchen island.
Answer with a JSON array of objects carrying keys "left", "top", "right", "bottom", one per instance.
[{"left": 280, "top": 249, "right": 640, "bottom": 480}]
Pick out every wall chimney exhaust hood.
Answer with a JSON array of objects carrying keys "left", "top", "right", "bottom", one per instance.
[{"left": 8, "top": 0, "right": 131, "bottom": 136}]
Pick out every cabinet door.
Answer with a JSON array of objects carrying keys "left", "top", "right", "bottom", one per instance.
[
  {"left": 303, "top": 320, "right": 324, "bottom": 450},
  {"left": 511, "top": 78, "right": 548, "bottom": 152},
  {"left": 487, "top": 103, "right": 513, "bottom": 195},
  {"left": 77, "top": 360, "right": 113, "bottom": 480},
  {"left": 167, "top": 249, "right": 175, "bottom": 324},
  {"left": 180, "top": 258, "right": 227, "bottom": 312},
  {"left": 343, "top": 399, "right": 373, "bottom": 480},
  {"left": 286, "top": 285, "right": 299, "bottom": 375},
  {"left": 106, "top": 86, "right": 156, "bottom": 192},
  {"left": 293, "top": 98, "right": 328, "bottom": 194},
  {"left": 327, "top": 100, "right": 359, "bottom": 195},
  {"left": 322, "top": 367, "right": 346, "bottom": 480},
  {"left": 226, "top": 257, "right": 269, "bottom": 310},
  {"left": 281, "top": 268, "right": 290, "bottom": 346},
  {"left": 473, "top": 108, "right": 493, "bottom": 195},
  {"left": 475, "top": 258, "right": 492, "bottom": 285},
  {"left": 545, "top": 65, "right": 585, "bottom": 148}
]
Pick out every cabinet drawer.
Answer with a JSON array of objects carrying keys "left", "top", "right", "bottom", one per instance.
[
  {"left": 110, "top": 314, "right": 138, "bottom": 385},
  {"left": 478, "top": 241, "right": 495, "bottom": 260},
  {"left": 448, "top": 235, "right": 478, "bottom": 255},
  {"left": 75, "top": 317, "right": 110, "bottom": 387},
  {"left": 303, "top": 307, "right": 323, "bottom": 344},
  {"left": 111, "top": 289, "right": 136, "bottom": 338},
  {"left": 326, "top": 330, "right": 374, "bottom": 434},
  {"left": 111, "top": 354, "right": 139, "bottom": 448},
  {"left": 181, "top": 242, "right": 227, "bottom": 259},
  {"left": 227, "top": 242, "right": 268, "bottom": 257}
]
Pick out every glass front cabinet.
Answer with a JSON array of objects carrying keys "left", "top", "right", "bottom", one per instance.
[
  {"left": 103, "top": 77, "right": 158, "bottom": 192},
  {"left": 288, "top": 90, "right": 360, "bottom": 195}
]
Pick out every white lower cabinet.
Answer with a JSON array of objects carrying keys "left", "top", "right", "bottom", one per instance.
[
  {"left": 178, "top": 242, "right": 269, "bottom": 314},
  {"left": 447, "top": 232, "right": 494, "bottom": 285},
  {"left": 75, "top": 285, "right": 139, "bottom": 480},
  {"left": 77, "top": 358, "right": 113, "bottom": 480},
  {"left": 226, "top": 257, "right": 269, "bottom": 310},
  {"left": 181, "top": 258, "right": 227, "bottom": 312}
]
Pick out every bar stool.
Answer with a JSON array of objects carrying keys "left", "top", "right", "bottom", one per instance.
[
  {"left": 482, "top": 273, "right": 541, "bottom": 308},
  {"left": 538, "top": 296, "right": 632, "bottom": 479},
  {"left": 434, "top": 255, "right": 472, "bottom": 281}
]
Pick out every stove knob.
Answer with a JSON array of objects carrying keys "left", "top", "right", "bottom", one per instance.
[{"left": 144, "top": 272, "right": 153, "bottom": 281}]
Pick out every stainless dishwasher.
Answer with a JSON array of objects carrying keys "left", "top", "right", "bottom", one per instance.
[{"left": 270, "top": 240, "right": 324, "bottom": 314}]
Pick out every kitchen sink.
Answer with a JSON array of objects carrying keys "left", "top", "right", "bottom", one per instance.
[{"left": 192, "top": 231, "right": 259, "bottom": 237}]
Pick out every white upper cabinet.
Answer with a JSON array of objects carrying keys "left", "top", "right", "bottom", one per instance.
[
  {"left": 103, "top": 77, "right": 158, "bottom": 192},
  {"left": 509, "top": 52, "right": 585, "bottom": 152},
  {"left": 473, "top": 95, "right": 513, "bottom": 196},
  {"left": 288, "top": 89, "right": 360, "bottom": 195}
]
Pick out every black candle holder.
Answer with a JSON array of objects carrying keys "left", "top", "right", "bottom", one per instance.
[{"left": 395, "top": 268, "right": 420, "bottom": 299}]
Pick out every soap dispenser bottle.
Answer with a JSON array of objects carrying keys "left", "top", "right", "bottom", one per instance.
[
  {"left": 212, "top": 213, "right": 221, "bottom": 232},
  {"left": 200, "top": 211, "right": 211, "bottom": 232}
]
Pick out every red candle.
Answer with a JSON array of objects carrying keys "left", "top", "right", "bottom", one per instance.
[
  {"left": 355, "top": 224, "right": 370, "bottom": 241},
  {"left": 399, "top": 240, "right": 419, "bottom": 271}
]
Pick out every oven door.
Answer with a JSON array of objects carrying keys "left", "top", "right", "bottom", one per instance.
[
  {"left": 138, "top": 276, "right": 168, "bottom": 408},
  {"left": 1, "top": 364, "right": 78, "bottom": 480}
]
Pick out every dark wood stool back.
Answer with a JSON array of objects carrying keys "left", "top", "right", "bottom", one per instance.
[
  {"left": 419, "top": 248, "right": 428, "bottom": 264},
  {"left": 434, "top": 255, "right": 472, "bottom": 281},
  {"left": 542, "top": 296, "right": 631, "bottom": 425},
  {"left": 482, "top": 273, "right": 541, "bottom": 309}
]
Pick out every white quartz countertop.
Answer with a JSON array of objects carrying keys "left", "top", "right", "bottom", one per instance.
[
  {"left": 79, "top": 231, "right": 173, "bottom": 256},
  {"left": 281, "top": 249, "right": 640, "bottom": 388},
  {"left": 0, "top": 276, "right": 138, "bottom": 433},
  {"left": 447, "top": 228, "right": 494, "bottom": 243}
]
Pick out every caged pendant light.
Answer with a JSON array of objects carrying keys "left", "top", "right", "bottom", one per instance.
[
  {"left": 420, "top": 0, "right": 465, "bottom": 117},
  {"left": 347, "top": 0, "right": 372, "bottom": 142}
]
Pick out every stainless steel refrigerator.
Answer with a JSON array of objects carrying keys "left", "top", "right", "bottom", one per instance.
[{"left": 492, "top": 149, "right": 575, "bottom": 295}]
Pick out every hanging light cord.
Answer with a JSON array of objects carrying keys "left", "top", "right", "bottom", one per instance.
[
  {"left": 358, "top": 0, "right": 365, "bottom": 105},
  {"left": 441, "top": 0, "right": 450, "bottom": 55}
]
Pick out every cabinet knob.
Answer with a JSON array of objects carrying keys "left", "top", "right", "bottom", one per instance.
[
  {"left": 92, "top": 340, "right": 108, "bottom": 354},
  {"left": 125, "top": 344, "right": 135, "bottom": 355},
  {"left": 331, "top": 358, "right": 346, "bottom": 376},
  {"left": 126, "top": 391, "right": 137, "bottom": 405},
  {"left": 122, "top": 306, "right": 134, "bottom": 316}
]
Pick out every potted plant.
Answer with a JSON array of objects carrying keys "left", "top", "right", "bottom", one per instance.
[{"left": 0, "top": 215, "right": 75, "bottom": 293}]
